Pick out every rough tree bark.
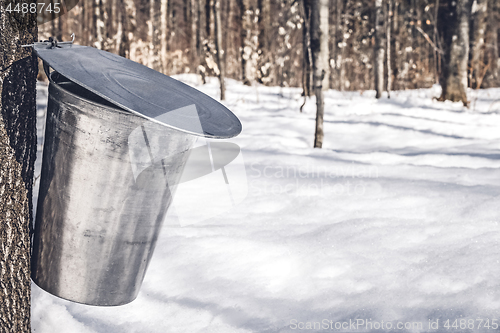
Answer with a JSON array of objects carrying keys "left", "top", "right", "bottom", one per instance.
[
  {"left": 167, "top": 0, "right": 175, "bottom": 72},
  {"left": 236, "top": 0, "right": 251, "bottom": 85},
  {"left": 197, "top": 0, "right": 208, "bottom": 83},
  {"left": 338, "top": 0, "right": 352, "bottom": 91},
  {"left": 256, "top": 0, "right": 272, "bottom": 84},
  {"left": 160, "top": 0, "right": 168, "bottom": 70},
  {"left": 483, "top": 0, "right": 499, "bottom": 87},
  {"left": 88, "top": 0, "right": 97, "bottom": 46},
  {"left": 387, "top": 0, "right": 392, "bottom": 98},
  {"left": 318, "top": 0, "right": 329, "bottom": 90},
  {"left": 205, "top": 0, "right": 211, "bottom": 38},
  {"left": 190, "top": 0, "right": 200, "bottom": 74},
  {"left": 300, "top": 0, "right": 313, "bottom": 97},
  {"left": 374, "top": 0, "right": 385, "bottom": 99},
  {"left": 434, "top": 0, "right": 441, "bottom": 84},
  {"left": 328, "top": 0, "right": 335, "bottom": 90},
  {"left": 393, "top": 0, "right": 403, "bottom": 90},
  {"left": 149, "top": 0, "right": 161, "bottom": 70},
  {"left": 335, "top": 0, "right": 342, "bottom": 90},
  {"left": 438, "top": 0, "right": 472, "bottom": 105},
  {"left": 471, "top": 0, "right": 488, "bottom": 88},
  {"left": 95, "top": 0, "right": 105, "bottom": 49},
  {"left": 308, "top": 0, "right": 328, "bottom": 148},
  {"left": 213, "top": 0, "right": 226, "bottom": 100},
  {"left": 115, "top": 0, "right": 124, "bottom": 55},
  {"left": 0, "top": 5, "right": 38, "bottom": 332},
  {"left": 120, "top": 0, "right": 137, "bottom": 58}
]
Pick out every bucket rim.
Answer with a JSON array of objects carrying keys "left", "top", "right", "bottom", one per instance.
[
  {"left": 49, "top": 72, "right": 129, "bottom": 112},
  {"left": 48, "top": 71, "right": 235, "bottom": 138}
]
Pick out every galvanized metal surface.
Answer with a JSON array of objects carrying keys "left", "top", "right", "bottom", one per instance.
[
  {"left": 34, "top": 44, "right": 242, "bottom": 139},
  {"left": 32, "top": 73, "right": 198, "bottom": 306}
]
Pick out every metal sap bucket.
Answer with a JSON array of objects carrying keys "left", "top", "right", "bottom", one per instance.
[
  {"left": 31, "top": 43, "right": 242, "bottom": 306},
  {"left": 32, "top": 72, "right": 195, "bottom": 305}
]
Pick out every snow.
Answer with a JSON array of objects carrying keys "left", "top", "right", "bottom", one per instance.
[{"left": 33, "top": 77, "right": 500, "bottom": 332}]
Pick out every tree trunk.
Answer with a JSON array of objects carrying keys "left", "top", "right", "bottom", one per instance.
[
  {"left": 0, "top": 6, "right": 38, "bottom": 332},
  {"left": 237, "top": 0, "right": 251, "bottom": 85},
  {"left": 300, "top": 0, "right": 313, "bottom": 97},
  {"left": 167, "top": 0, "right": 175, "bottom": 72},
  {"left": 434, "top": 0, "right": 441, "bottom": 84},
  {"left": 191, "top": 0, "right": 200, "bottom": 73},
  {"left": 95, "top": 0, "right": 105, "bottom": 49},
  {"left": 319, "top": 0, "right": 329, "bottom": 90},
  {"left": 121, "top": 0, "right": 136, "bottom": 59},
  {"left": 199, "top": 0, "right": 210, "bottom": 84},
  {"left": 213, "top": 0, "right": 226, "bottom": 100},
  {"left": 111, "top": 0, "right": 119, "bottom": 50},
  {"left": 256, "top": 0, "right": 271, "bottom": 84},
  {"left": 104, "top": 0, "right": 113, "bottom": 49},
  {"left": 438, "top": 0, "right": 472, "bottom": 105},
  {"left": 149, "top": 0, "right": 161, "bottom": 70},
  {"left": 335, "top": 0, "right": 341, "bottom": 90},
  {"left": 115, "top": 0, "right": 124, "bottom": 55},
  {"left": 483, "top": 0, "right": 499, "bottom": 87},
  {"left": 184, "top": 0, "right": 189, "bottom": 23},
  {"left": 338, "top": 0, "right": 351, "bottom": 91},
  {"left": 374, "top": 0, "right": 385, "bottom": 98},
  {"left": 329, "top": 0, "right": 336, "bottom": 90},
  {"left": 81, "top": 0, "right": 88, "bottom": 45},
  {"left": 393, "top": 0, "right": 402, "bottom": 90},
  {"left": 387, "top": 0, "right": 392, "bottom": 98},
  {"left": 197, "top": 0, "right": 207, "bottom": 83},
  {"left": 205, "top": 0, "right": 211, "bottom": 39},
  {"left": 308, "top": 0, "right": 328, "bottom": 148},
  {"left": 160, "top": 0, "right": 168, "bottom": 71},
  {"left": 224, "top": 0, "right": 231, "bottom": 76},
  {"left": 89, "top": 0, "right": 97, "bottom": 46},
  {"left": 338, "top": 0, "right": 348, "bottom": 90},
  {"left": 471, "top": 0, "right": 488, "bottom": 88},
  {"left": 56, "top": 16, "right": 64, "bottom": 41}
]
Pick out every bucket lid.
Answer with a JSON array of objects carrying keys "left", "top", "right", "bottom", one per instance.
[{"left": 34, "top": 44, "right": 242, "bottom": 139}]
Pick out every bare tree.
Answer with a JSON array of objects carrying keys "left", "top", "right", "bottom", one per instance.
[
  {"left": 191, "top": 0, "right": 200, "bottom": 73},
  {"left": 213, "top": 0, "right": 226, "bottom": 99},
  {"left": 470, "top": 0, "right": 488, "bottom": 88},
  {"left": 166, "top": 0, "right": 175, "bottom": 72},
  {"left": 149, "top": 0, "right": 162, "bottom": 70},
  {"left": 95, "top": 0, "right": 105, "bottom": 49},
  {"left": 115, "top": 0, "right": 125, "bottom": 55},
  {"left": 374, "top": 0, "right": 385, "bottom": 98},
  {"left": 0, "top": 6, "right": 38, "bottom": 332},
  {"left": 307, "top": 0, "right": 328, "bottom": 148},
  {"left": 236, "top": 0, "right": 252, "bottom": 85},
  {"left": 256, "top": 0, "right": 275, "bottom": 84},
  {"left": 160, "top": 0, "right": 169, "bottom": 70},
  {"left": 300, "top": 0, "right": 313, "bottom": 98},
  {"left": 387, "top": 0, "right": 392, "bottom": 98},
  {"left": 319, "top": 0, "right": 329, "bottom": 90},
  {"left": 121, "top": 0, "right": 137, "bottom": 58},
  {"left": 483, "top": 0, "right": 499, "bottom": 87},
  {"left": 337, "top": 0, "right": 352, "bottom": 91},
  {"left": 438, "top": 0, "right": 472, "bottom": 105}
]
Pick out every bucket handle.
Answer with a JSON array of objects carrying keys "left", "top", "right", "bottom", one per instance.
[
  {"left": 43, "top": 61, "right": 53, "bottom": 82},
  {"left": 43, "top": 61, "right": 61, "bottom": 85}
]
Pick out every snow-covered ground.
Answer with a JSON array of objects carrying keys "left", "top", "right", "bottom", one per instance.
[{"left": 33, "top": 77, "right": 500, "bottom": 332}]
